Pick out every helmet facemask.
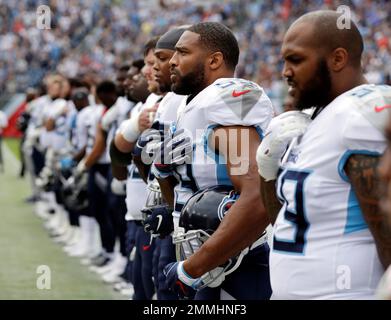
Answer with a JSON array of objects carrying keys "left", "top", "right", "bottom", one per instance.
[
  {"left": 142, "top": 179, "right": 166, "bottom": 217},
  {"left": 173, "top": 187, "right": 248, "bottom": 289}
]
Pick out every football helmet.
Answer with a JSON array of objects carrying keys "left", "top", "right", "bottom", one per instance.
[
  {"left": 173, "top": 185, "right": 251, "bottom": 289},
  {"left": 143, "top": 179, "right": 165, "bottom": 210},
  {"left": 35, "top": 166, "right": 57, "bottom": 192},
  {"left": 60, "top": 171, "right": 88, "bottom": 211},
  {"left": 141, "top": 179, "right": 174, "bottom": 237}
]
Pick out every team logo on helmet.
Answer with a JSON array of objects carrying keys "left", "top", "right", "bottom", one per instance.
[{"left": 217, "top": 191, "right": 238, "bottom": 221}]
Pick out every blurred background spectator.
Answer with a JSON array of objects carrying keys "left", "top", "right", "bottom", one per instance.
[{"left": 1, "top": 0, "right": 390, "bottom": 112}]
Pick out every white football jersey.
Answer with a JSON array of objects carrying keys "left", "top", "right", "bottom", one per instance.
[
  {"left": 106, "top": 96, "right": 134, "bottom": 151},
  {"left": 171, "top": 78, "right": 274, "bottom": 229},
  {"left": 77, "top": 104, "right": 109, "bottom": 164},
  {"left": 26, "top": 95, "right": 51, "bottom": 134},
  {"left": 47, "top": 99, "right": 75, "bottom": 151},
  {"left": 154, "top": 92, "right": 184, "bottom": 124},
  {"left": 271, "top": 84, "right": 391, "bottom": 300},
  {"left": 125, "top": 95, "right": 161, "bottom": 221},
  {"left": 148, "top": 92, "right": 185, "bottom": 184},
  {"left": 68, "top": 110, "right": 79, "bottom": 154},
  {"left": 75, "top": 106, "right": 91, "bottom": 152},
  {"left": 125, "top": 163, "right": 146, "bottom": 221},
  {"left": 39, "top": 97, "right": 56, "bottom": 149},
  {"left": 141, "top": 93, "right": 162, "bottom": 112},
  {"left": 125, "top": 92, "right": 182, "bottom": 220}
]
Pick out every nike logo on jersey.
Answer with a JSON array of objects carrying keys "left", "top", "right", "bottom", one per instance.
[
  {"left": 374, "top": 104, "right": 391, "bottom": 113},
  {"left": 156, "top": 215, "right": 163, "bottom": 231},
  {"left": 232, "top": 89, "right": 251, "bottom": 97}
]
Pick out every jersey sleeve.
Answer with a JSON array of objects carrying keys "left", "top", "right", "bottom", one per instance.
[
  {"left": 338, "top": 90, "right": 387, "bottom": 182},
  {"left": 341, "top": 85, "right": 389, "bottom": 154},
  {"left": 341, "top": 110, "right": 386, "bottom": 154},
  {"left": 203, "top": 79, "right": 274, "bottom": 137}
]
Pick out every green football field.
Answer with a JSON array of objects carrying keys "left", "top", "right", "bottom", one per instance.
[{"left": 0, "top": 139, "right": 125, "bottom": 300}]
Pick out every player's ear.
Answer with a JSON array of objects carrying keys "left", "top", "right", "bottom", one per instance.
[
  {"left": 208, "top": 52, "right": 224, "bottom": 71},
  {"left": 329, "top": 47, "right": 348, "bottom": 72}
]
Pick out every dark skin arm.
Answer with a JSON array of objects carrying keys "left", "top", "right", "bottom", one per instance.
[
  {"left": 112, "top": 163, "right": 128, "bottom": 180},
  {"left": 345, "top": 154, "right": 391, "bottom": 269},
  {"left": 45, "top": 118, "right": 55, "bottom": 131},
  {"left": 157, "top": 175, "right": 178, "bottom": 208},
  {"left": 183, "top": 126, "right": 270, "bottom": 277},
  {"left": 260, "top": 178, "right": 282, "bottom": 225},
  {"left": 73, "top": 147, "right": 86, "bottom": 163},
  {"left": 133, "top": 155, "right": 150, "bottom": 184}
]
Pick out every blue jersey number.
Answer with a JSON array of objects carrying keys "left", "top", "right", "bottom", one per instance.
[{"left": 273, "top": 170, "right": 311, "bottom": 254}]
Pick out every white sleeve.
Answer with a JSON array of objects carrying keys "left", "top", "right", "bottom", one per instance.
[
  {"left": 204, "top": 83, "right": 274, "bottom": 136},
  {"left": 101, "top": 104, "right": 119, "bottom": 132},
  {"left": 341, "top": 110, "right": 386, "bottom": 155}
]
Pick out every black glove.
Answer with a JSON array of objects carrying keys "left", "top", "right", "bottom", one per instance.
[{"left": 141, "top": 205, "right": 174, "bottom": 238}]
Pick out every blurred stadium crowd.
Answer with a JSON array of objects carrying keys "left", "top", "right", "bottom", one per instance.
[{"left": 1, "top": 0, "right": 391, "bottom": 111}]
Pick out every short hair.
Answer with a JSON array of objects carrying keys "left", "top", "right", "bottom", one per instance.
[
  {"left": 96, "top": 80, "right": 117, "bottom": 95},
  {"left": 293, "top": 10, "right": 364, "bottom": 67},
  {"left": 188, "top": 22, "right": 239, "bottom": 70},
  {"left": 156, "top": 27, "right": 187, "bottom": 51},
  {"left": 132, "top": 59, "right": 145, "bottom": 71},
  {"left": 143, "top": 36, "right": 160, "bottom": 57}
]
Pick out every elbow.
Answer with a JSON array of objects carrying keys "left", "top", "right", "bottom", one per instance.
[
  {"left": 110, "top": 140, "right": 133, "bottom": 167},
  {"left": 114, "top": 133, "right": 134, "bottom": 153},
  {"left": 240, "top": 187, "right": 270, "bottom": 228},
  {"left": 45, "top": 120, "right": 55, "bottom": 131}
]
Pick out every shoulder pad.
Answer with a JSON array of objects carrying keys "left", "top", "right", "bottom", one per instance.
[
  {"left": 212, "top": 78, "right": 264, "bottom": 120},
  {"left": 347, "top": 85, "right": 391, "bottom": 133}
]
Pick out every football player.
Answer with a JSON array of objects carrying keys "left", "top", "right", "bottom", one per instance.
[
  {"left": 55, "top": 85, "right": 91, "bottom": 246},
  {"left": 111, "top": 37, "right": 161, "bottom": 300},
  {"left": 144, "top": 26, "right": 187, "bottom": 300},
  {"left": 72, "top": 81, "right": 118, "bottom": 264},
  {"left": 257, "top": 10, "right": 391, "bottom": 299},
  {"left": 377, "top": 113, "right": 391, "bottom": 299},
  {"left": 111, "top": 30, "right": 185, "bottom": 299},
  {"left": 108, "top": 60, "right": 145, "bottom": 292},
  {"left": 154, "top": 22, "right": 274, "bottom": 300}
]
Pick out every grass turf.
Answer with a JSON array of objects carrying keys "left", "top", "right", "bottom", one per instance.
[
  {"left": 0, "top": 143, "right": 125, "bottom": 300},
  {"left": 3, "top": 138, "right": 21, "bottom": 160}
]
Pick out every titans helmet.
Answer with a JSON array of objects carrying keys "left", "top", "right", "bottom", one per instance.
[
  {"left": 173, "top": 185, "right": 248, "bottom": 289},
  {"left": 142, "top": 179, "right": 166, "bottom": 213},
  {"left": 141, "top": 179, "right": 174, "bottom": 237}
]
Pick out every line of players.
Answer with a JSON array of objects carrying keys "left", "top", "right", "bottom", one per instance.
[
  {"left": 20, "top": 12, "right": 391, "bottom": 300},
  {"left": 21, "top": 27, "right": 203, "bottom": 299}
]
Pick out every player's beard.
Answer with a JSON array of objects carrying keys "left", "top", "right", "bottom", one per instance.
[
  {"left": 171, "top": 62, "right": 205, "bottom": 96},
  {"left": 295, "top": 59, "right": 332, "bottom": 111}
]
